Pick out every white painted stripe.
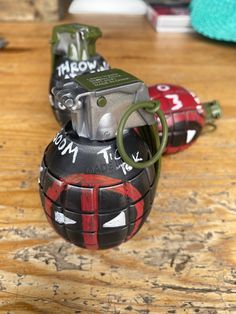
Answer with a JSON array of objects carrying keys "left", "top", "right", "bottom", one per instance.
[
  {"left": 187, "top": 130, "right": 196, "bottom": 144},
  {"left": 55, "top": 211, "right": 76, "bottom": 225},
  {"left": 103, "top": 211, "right": 126, "bottom": 228}
]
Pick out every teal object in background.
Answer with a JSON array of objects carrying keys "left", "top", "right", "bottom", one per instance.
[{"left": 190, "top": 0, "right": 236, "bottom": 42}]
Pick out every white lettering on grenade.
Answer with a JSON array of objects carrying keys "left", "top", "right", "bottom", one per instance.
[
  {"left": 156, "top": 85, "right": 184, "bottom": 111},
  {"left": 53, "top": 132, "right": 78, "bottom": 163},
  {"left": 56, "top": 60, "right": 108, "bottom": 79},
  {"left": 97, "top": 146, "right": 143, "bottom": 176},
  {"left": 165, "top": 94, "right": 183, "bottom": 111}
]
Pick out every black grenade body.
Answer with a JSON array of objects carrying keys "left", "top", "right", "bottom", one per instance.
[
  {"left": 39, "top": 123, "right": 156, "bottom": 250},
  {"left": 49, "top": 23, "right": 110, "bottom": 126}
]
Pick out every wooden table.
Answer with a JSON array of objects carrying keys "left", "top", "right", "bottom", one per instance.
[{"left": 0, "top": 14, "right": 236, "bottom": 313}]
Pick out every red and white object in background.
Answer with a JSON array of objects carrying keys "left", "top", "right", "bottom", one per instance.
[
  {"left": 149, "top": 84, "right": 219, "bottom": 154},
  {"left": 146, "top": 3, "right": 193, "bottom": 32}
]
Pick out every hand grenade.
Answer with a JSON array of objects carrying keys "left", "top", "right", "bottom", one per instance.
[
  {"left": 148, "top": 83, "right": 222, "bottom": 154},
  {"left": 49, "top": 23, "right": 110, "bottom": 126},
  {"left": 40, "top": 69, "right": 168, "bottom": 250}
]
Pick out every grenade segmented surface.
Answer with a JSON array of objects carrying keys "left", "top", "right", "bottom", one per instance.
[
  {"left": 149, "top": 84, "right": 205, "bottom": 154},
  {"left": 39, "top": 123, "right": 156, "bottom": 250}
]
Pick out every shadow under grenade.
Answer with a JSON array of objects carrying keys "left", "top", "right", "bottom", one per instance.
[
  {"left": 149, "top": 84, "right": 222, "bottom": 154},
  {"left": 39, "top": 69, "right": 168, "bottom": 250},
  {"left": 49, "top": 23, "right": 110, "bottom": 126}
]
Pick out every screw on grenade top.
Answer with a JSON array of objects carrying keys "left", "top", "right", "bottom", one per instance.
[
  {"left": 52, "top": 80, "right": 85, "bottom": 111},
  {"left": 202, "top": 100, "right": 222, "bottom": 123},
  {"left": 51, "top": 23, "right": 102, "bottom": 63}
]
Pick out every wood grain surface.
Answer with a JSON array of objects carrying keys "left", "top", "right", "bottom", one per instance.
[{"left": 0, "top": 14, "right": 236, "bottom": 314}]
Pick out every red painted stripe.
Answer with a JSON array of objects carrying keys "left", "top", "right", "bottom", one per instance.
[
  {"left": 124, "top": 182, "right": 144, "bottom": 240},
  {"left": 45, "top": 180, "right": 66, "bottom": 215},
  {"left": 126, "top": 198, "right": 144, "bottom": 240},
  {"left": 64, "top": 174, "right": 123, "bottom": 249},
  {"left": 112, "top": 182, "right": 144, "bottom": 240},
  {"left": 82, "top": 233, "right": 98, "bottom": 250},
  {"left": 81, "top": 214, "right": 96, "bottom": 232},
  {"left": 81, "top": 187, "right": 99, "bottom": 250},
  {"left": 45, "top": 173, "right": 145, "bottom": 248},
  {"left": 81, "top": 189, "right": 94, "bottom": 212}
]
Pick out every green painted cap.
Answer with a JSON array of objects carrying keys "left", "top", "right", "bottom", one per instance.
[
  {"left": 190, "top": 0, "right": 236, "bottom": 42},
  {"left": 51, "top": 23, "right": 102, "bottom": 62}
]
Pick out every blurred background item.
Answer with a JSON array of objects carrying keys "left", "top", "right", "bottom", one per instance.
[
  {"left": 145, "top": 0, "right": 192, "bottom": 32},
  {"left": 145, "top": 0, "right": 190, "bottom": 8},
  {"left": 1, "top": 0, "right": 234, "bottom": 42},
  {"left": 69, "top": 0, "right": 147, "bottom": 15},
  {"left": 0, "top": 37, "right": 7, "bottom": 49},
  {"left": 0, "top": 0, "right": 70, "bottom": 21},
  {"left": 190, "top": 0, "right": 236, "bottom": 42}
]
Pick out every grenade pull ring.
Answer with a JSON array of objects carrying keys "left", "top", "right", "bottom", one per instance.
[{"left": 117, "top": 100, "right": 168, "bottom": 169}]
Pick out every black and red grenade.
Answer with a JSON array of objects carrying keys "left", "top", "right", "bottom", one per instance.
[
  {"left": 148, "top": 84, "right": 222, "bottom": 154},
  {"left": 39, "top": 69, "right": 168, "bottom": 249}
]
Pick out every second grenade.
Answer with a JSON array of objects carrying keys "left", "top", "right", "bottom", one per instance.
[{"left": 49, "top": 23, "right": 110, "bottom": 125}]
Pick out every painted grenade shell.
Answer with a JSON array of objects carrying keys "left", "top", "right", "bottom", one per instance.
[
  {"left": 148, "top": 84, "right": 221, "bottom": 154},
  {"left": 39, "top": 123, "right": 156, "bottom": 250},
  {"left": 49, "top": 23, "right": 110, "bottom": 126}
]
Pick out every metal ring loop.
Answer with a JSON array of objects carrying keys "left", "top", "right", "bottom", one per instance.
[
  {"left": 202, "top": 122, "right": 217, "bottom": 134},
  {"left": 116, "top": 101, "right": 168, "bottom": 169}
]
